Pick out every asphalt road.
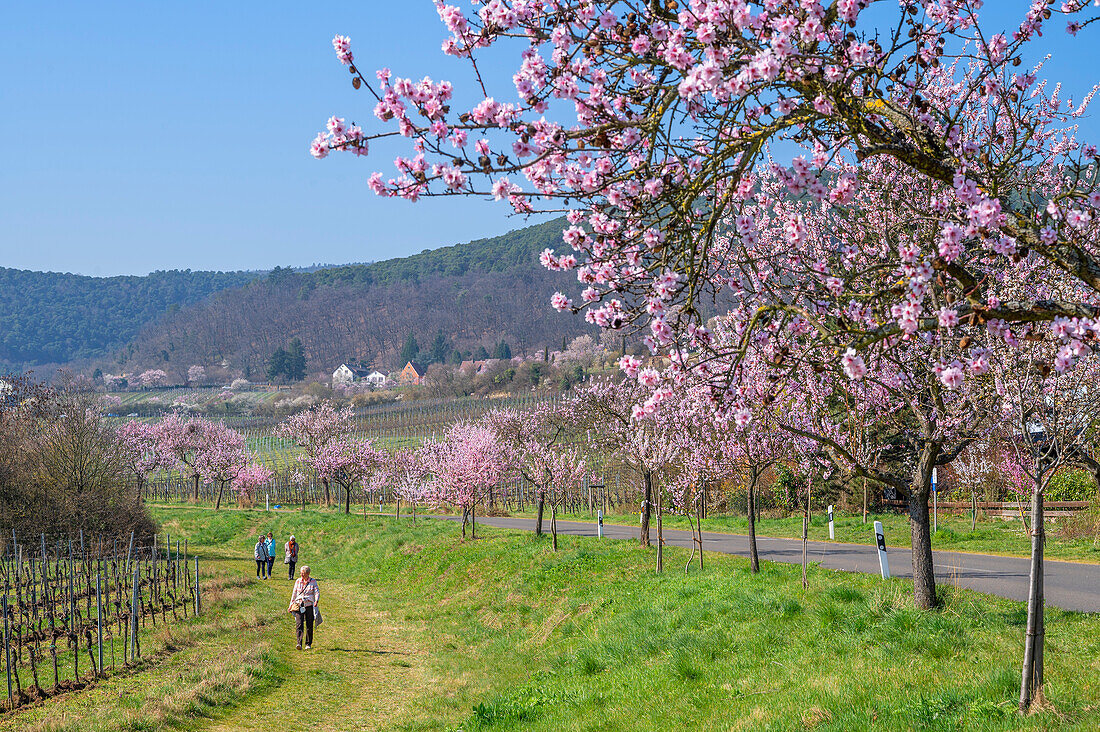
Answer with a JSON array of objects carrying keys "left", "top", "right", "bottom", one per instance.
[{"left": 439, "top": 515, "right": 1100, "bottom": 613}]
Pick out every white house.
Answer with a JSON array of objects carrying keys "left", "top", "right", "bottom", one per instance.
[
  {"left": 333, "top": 364, "right": 388, "bottom": 387},
  {"left": 332, "top": 363, "right": 371, "bottom": 385}
]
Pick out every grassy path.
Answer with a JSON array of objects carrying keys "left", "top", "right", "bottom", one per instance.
[
  {"left": 204, "top": 576, "right": 425, "bottom": 732},
  {"left": 190, "top": 509, "right": 428, "bottom": 732}
]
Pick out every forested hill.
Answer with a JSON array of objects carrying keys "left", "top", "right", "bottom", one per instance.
[
  {"left": 0, "top": 268, "right": 259, "bottom": 368},
  {"left": 118, "top": 218, "right": 596, "bottom": 379},
  {"left": 305, "top": 217, "right": 567, "bottom": 287}
]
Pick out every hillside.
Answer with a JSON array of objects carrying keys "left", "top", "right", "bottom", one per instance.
[
  {"left": 116, "top": 218, "right": 596, "bottom": 380},
  {"left": 0, "top": 267, "right": 259, "bottom": 368}
]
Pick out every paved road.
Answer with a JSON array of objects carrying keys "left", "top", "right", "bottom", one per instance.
[{"left": 439, "top": 515, "right": 1100, "bottom": 612}]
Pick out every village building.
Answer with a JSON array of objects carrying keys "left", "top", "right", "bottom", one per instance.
[
  {"left": 332, "top": 363, "right": 372, "bottom": 386},
  {"left": 395, "top": 361, "right": 426, "bottom": 386}
]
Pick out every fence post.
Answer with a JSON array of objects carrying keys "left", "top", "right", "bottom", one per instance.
[
  {"left": 96, "top": 572, "right": 103, "bottom": 677},
  {"left": 125, "top": 532, "right": 134, "bottom": 579},
  {"left": 2, "top": 596, "right": 11, "bottom": 708},
  {"left": 194, "top": 557, "right": 200, "bottom": 615},
  {"left": 130, "top": 563, "right": 140, "bottom": 661}
]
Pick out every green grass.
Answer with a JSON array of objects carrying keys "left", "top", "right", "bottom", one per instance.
[
  {"left": 505, "top": 506, "right": 1100, "bottom": 564},
  {"left": 10, "top": 507, "right": 1100, "bottom": 730}
]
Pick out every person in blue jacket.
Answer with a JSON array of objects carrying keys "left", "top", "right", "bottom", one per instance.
[{"left": 264, "top": 532, "right": 276, "bottom": 579}]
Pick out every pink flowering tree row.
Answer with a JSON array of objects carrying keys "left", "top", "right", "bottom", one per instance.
[{"left": 115, "top": 414, "right": 269, "bottom": 509}]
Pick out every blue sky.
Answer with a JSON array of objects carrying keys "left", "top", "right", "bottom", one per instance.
[{"left": 1, "top": 2, "right": 1098, "bottom": 276}]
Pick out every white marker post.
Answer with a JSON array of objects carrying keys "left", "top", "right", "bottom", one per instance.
[
  {"left": 874, "top": 521, "right": 890, "bottom": 579},
  {"left": 266, "top": 493, "right": 270, "bottom": 512},
  {"left": 932, "top": 467, "right": 938, "bottom": 533},
  {"left": 597, "top": 510, "right": 604, "bottom": 539},
  {"left": 827, "top": 505, "right": 835, "bottom": 540}
]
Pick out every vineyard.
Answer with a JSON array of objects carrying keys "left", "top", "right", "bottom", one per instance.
[{"left": 0, "top": 531, "right": 201, "bottom": 711}]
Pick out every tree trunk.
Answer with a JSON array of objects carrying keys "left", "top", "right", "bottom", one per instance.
[
  {"left": 461, "top": 508, "right": 468, "bottom": 538},
  {"left": 1019, "top": 485, "right": 1046, "bottom": 712},
  {"left": 656, "top": 486, "right": 664, "bottom": 574},
  {"left": 908, "top": 442, "right": 940, "bottom": 610},
  {"left": 696, "top": 492, "right": 703, "bottom": 570},
  {"left": 471, "top": 503, "right": 476, "bottom": 540},
  {"left": 344, "top": 485, "right": 351, "bottom": 514},
  {"left": 323, "top": 479, "right": 331, "bottom": 507},
  {"left": 747, "top": 473, "right": 760, "bottom": 574},
  {"left": 801, "top": 479, "right": 809, "bottom": 589},
  {"left": 862, "top": 477, "right": 868, "bottom": 525},
  {"left": 551, "top": 503, "right": 558, "bottom": 551},
  {"left": 640, "top": 470, "right": 653, "bottom": 547},
  {"left": 214, "top": 482, "right": 224, "bottom": 510},
  {"left": 396, "top": 498, "right": 401, "bottom": 520},
  {"left": 192, "top": 473, "right": 199, "bottom": 502},
  {"left": 535, "top": 490, "right": 546, "bottom": 536}
]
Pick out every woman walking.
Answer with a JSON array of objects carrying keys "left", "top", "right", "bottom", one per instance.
[
  {"left": 254, "top": 535, "right": 269, "bottom": 579},
  {"left": 264, "top": 532, "right": 276, "bottom": 579},
  {"left": 288, "top": 565, "right": 319, "bottom": 650},
  {"left": 284, "top": 535, "right": 299, "bottom": 580}
]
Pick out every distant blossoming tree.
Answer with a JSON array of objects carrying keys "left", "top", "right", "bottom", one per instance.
[
  {"left": 138, "top": 369, "right": 168, "bottom": 389},
  {"left": 315, "top": 438, "right": 385, "bottom": 514},
  {"left": 233, "top": 464, "right": 275, "bottom": 505},
  {"left": 277, "top": 401, "right": 354, "bottom": 506},
  {"left": 421, "top": 422, "right": 509, "bottom": 539},
  {"left": 187, "top": 365, "right": 207, "bottom": 386},
  {"left": 117, "top": 421, "right": 164, "bottom": 499}
]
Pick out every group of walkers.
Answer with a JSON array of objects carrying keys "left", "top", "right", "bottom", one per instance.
[
  {"left": 253, "top": 532, "right": 300, "bottom": 579},
  {"left": 252, "top": 531, "right": 320, "bottom": 651}
]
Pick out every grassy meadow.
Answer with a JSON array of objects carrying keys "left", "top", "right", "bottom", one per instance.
[{"left": 6, "top": 506, "right": 1100, "bottom": 731}]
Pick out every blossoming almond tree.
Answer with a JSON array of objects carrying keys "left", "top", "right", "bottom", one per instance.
[
  {"left": 233, "top": 464, "right": 275, "bottom": 506},
  {"left": 317, "top": 1, "right": 1100, "bottom": 594},
  {"left": 421, "top": 422, "right": 509, "bottom": 539},
  {"left": 276, "top": 401, "right": 354, "bottom": 506},
  {"left": 485, "top": 406, "right": 570, "bottom": 536},
  {"left": 117, "top": 421, "right": 164, "bottom": 500},
  {"left": 155, "top": 413, "right": 215, "bottom": 502},
  {"left": 564, "top": 379, "right": 679, "bottom": 554},
  {"left": 540, "top": 444, "right": 587, "bottom": 551},
  {"left": 994, "top": 345, "right": 1100, "bottom": 711},
  {"left": 137, "top": 369, "right": 168, "bottom": 389},
  {"left": 386, "top": 448, "right": 429, "bottom": 521},
  {"left": 315, "top": 438, "right": 386, "bottom": 514},
  {"left": 193, "top": 422, "right": 251, "bottom": 510}
]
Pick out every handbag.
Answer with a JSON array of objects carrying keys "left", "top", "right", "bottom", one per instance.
[
  {"left": 289, "top": 601, "right": 301, "bottom": 613},
  {"left": 314, "top": 607, "right": 323, "bottom": 626}
]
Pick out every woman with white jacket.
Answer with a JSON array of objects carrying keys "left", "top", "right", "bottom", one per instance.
[{"left": 288, "top": 565, "right": 320, "bottom": 650}]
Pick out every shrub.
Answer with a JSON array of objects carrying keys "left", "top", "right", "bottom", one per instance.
[{"left": 1047, "top": 469, "right": 1095, "bottom": 502}]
